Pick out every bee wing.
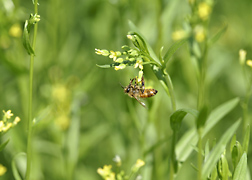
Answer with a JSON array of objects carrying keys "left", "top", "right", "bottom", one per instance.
[{"left": 133, "top": 96, "right": 146, "bottom": 108}]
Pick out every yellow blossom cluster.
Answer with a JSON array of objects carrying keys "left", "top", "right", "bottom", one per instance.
[
  {"left": 0, "top": 164, "right": 7, "bottom": 176},
  {"left": 239, "top": 49, "right": 252, "bottom": 68},
  {"left": 97, "top": 157, "right": 145, "bottom": 180},
  {"left": 95, "top": 42, "right": 144, "bottom": 72},
  {"left": 97, "top": 165, "right": 115, "bottom": 180},
  {"left": 0, "top": 110, "right": 21, "bottom": 133}
]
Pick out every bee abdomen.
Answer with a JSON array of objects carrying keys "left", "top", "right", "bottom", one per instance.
[{"left": 140, "top": 89, "right": 158, "bottom": 98}]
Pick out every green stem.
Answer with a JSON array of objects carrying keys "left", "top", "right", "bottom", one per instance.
[
  {"left": 197, "top": 129, "right": 203, "bottom": 180},
  {"left": 164, "top": 74, "right": 176, "bottom": 112},
  {"left": 242, "top": 75, "right": 252, "bottom": 136},
  {"left": 197, "top": 41, "right": 208, "bottom": 110},
  {"left": 170, "top": 130, "right": 178, "bottom": 180},
  {"left": 25, "top": 1, "right": 38, "bottom": 180}
]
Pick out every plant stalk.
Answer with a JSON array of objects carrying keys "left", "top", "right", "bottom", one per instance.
[
  {"left": 25, "top": 0, "right": 38, "bottom": 179},
  {"left": 164, "top": 74, "right": 176, "bottom": 112},
  {"left": 197, "top": 129, "right": 203, "bottom": 180}
]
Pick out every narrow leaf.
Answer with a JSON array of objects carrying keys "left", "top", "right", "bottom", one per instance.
[
  {"left": 96, "top": 64, "right": 115, "bottom": 68},
  {"left": 176, "top": 97, "right": 239, "bottom": 162},
  {"left": 202, "top": 119, "right": 241, "bottom": 179},
  {"left": 11, "top": 152, "right": 26, "bottom": 180},
  {"left": 232, "top": 141, "right": 243, "bottom": 170},
  {"left": 170, "top": 109, "right": 198, "bottom": 132},
  {"left": 163, "top": 38, "right": 187, "bottom": 64},
  {"left": 202, "top": 97, "right": 239, "bottom": 137},
  {"left": 233, "top": 153, "right": 247, "bottom": 180},
  {"left": 128, "top": 20, "right": 160, "bottom": 65},
  {"left": 217, "top": 154, "right": 229, "bottom": 180},
  {"left": 204, "top": 140, "right": 210, "bottom": 162},
  {"left": 22, "top": 20, "right": 34, "bottom": 55},
  {"left": 208, "top": 24, "right": 228, "bottom": 46},
  {"left": 159, "top": 46, "right": 164, "bottom": 63},
  {"left": 230, "top": 134, "right": 237, "bottom": 154},
  {"left": 0, "top": 139, "right": 10, "bottom": 151}
]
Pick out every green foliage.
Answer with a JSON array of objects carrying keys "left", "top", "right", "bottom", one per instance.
[
  {"left": 22, "top": 14, "right": 40, "bottom": 55},
  {"left": 0, "top": 0, "right": 251, "bottom": 179},
  {"left": 202, "top": 120, "right": 241, "bottom": 179},
  {"left": 0, "top": 139, "right": 9, "bottom": 152}
]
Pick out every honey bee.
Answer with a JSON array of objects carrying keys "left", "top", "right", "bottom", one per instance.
[{"left": 121, "top": 75, "right": 158, "bottom": 107}]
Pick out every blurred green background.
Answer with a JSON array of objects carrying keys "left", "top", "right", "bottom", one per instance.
[{"left": 0, "top": 0, "right": 252, "bottom": 179}]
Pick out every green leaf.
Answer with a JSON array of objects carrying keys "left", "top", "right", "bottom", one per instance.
[
  {"left": 128, "top": 31, "right": 149, "bottom": 55},
  {"left": 232, "top": 141, "right": 243, "bottom": 170},
  {"left": 196, "top": 106, "right": 208, "bottom": 130},
  {"left": 96, "top": 64, "right": 115, "bottom": 68},
  {"left": 204, "top": 140, "right": 210, "bottom": 161},
  {"left": 230, "top": 134, "right": 237, "bottom": 154},
  {"left": 12, "top": 152, "right": 26, "bottom": 180},
  {"left": 208, "top": 24, "right": 228, "bottom": 46},
  {"left": 170, "top": 108, "right": 198, "bottom": 132},
  {"left": 176, "top": 97, "right": 239, "bottom": 162},
  {"left": 0, "top": 139, "right": 10, "bottom": 151},
  {"left": 65, "top": 96, "right": 82, "bottom": 178},
  {"left": 242, "top": 125, "right": 250, "bottom": 154},
  {"left": 233, "top": 153, "right": 247, "bottom": 180},
  {"left": 96, "top": 59, "right": 136, "bottom": 69},
  {"left": 22, "top": 20, "right": 35, "bottom": 55},
  {"left": 163, "top": 38, "right": 187, "bottom": 65},
  {"left": 202, "top": 119, "right": 241, "bottom": 179},
  {"left": 159, "top": 46, "right": 164, "bottom": 63},
  {"left": 128, "top": 20, "right": 160, "bottom": 65},
  {"left": 217, "top": 154, "right": 229, "bottom": 180},
  {"left": 202, "top": 97, "right": 239, "bottom": 137}
]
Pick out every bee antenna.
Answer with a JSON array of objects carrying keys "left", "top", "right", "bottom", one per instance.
[{"left": 119, "top": 83, "right": 124, "bottom": 89}]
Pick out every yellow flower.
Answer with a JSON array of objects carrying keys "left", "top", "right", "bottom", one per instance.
[
  {"left": 114, "top": 64, "right": 126, "bottom": 71},
  {"left": 134, "top": 58, "right": 143, "bottom": 70},
  {"left": 135, "top": 159, "right": 145, "bottom": 168},
  {"left": 9, "top": 23, "right": 22, "bottom": 38},
  {"left": 105, "top": 172, "right": 115, "bottom": 180},
  {"left": 52, "top": 84, "right": 69, "bottom": 103},
  {"left": 0, "top": 121, "right": 4, "bottom": 132},
  {"left": 239, "top": 49, "right": 247, "bottom": 65},
  {"left": 55, "top": 114, "right": 70, "bottom": 130},
  {"left": 194, "top": 26, "right": 205, "bottom": 42},
  {"left": 246, "top": 60, "right": 252, "bottom": 68},
  {"left": 109, "top": 51, "right": 121, "bottom": 61},
  {"left": 198, "top": 2, "right": 211, "bottom": 21},
  {"left": 172, "top": 30, "right": 187, "bottom": 41},
  {"left": 95, "top": 48, "right": 110, "bottom": 56},
  {"left": 3, "top": 110, "right": 13, "bottom": 119},
  {"left": 137, "top": 71, "right": 143, "bottom": 83},
  {"left": 115, "top": 58, "right": 124, "bottom": 63},
  {"left": 127, "top": 34, "right": 133, "bottom": 40},
  {"left": 0, "top": 164, "right": 7, "bottom": 176},
  {"left": 2, "top": 123, "right": 12, "bottom": 132},
  {"left": 13, "top": 116, "right": 21, "bottom": 125},
  {"left": 113, "top": 155, "right": 122, "bottom": 167},
  {"left": 131, "top": 159, "right": 145, "bottom": 173},
  {"left": 97, "top": 165, "right": 115, "bottom": 179}
]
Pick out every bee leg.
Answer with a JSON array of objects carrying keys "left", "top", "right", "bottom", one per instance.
[
  {"left": 141, "top": 75, "right": 145, "bottom": 93},
  {"left": 129, "top": 78, "right": 134, "bottom": 86}
]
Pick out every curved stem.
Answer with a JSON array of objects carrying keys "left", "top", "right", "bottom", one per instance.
[
  {"left": 164, "top": 74, "right": 176, "bottom": 112},
  {"left": 25, "top": 1, "right": 38, "bottom": 179}
]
